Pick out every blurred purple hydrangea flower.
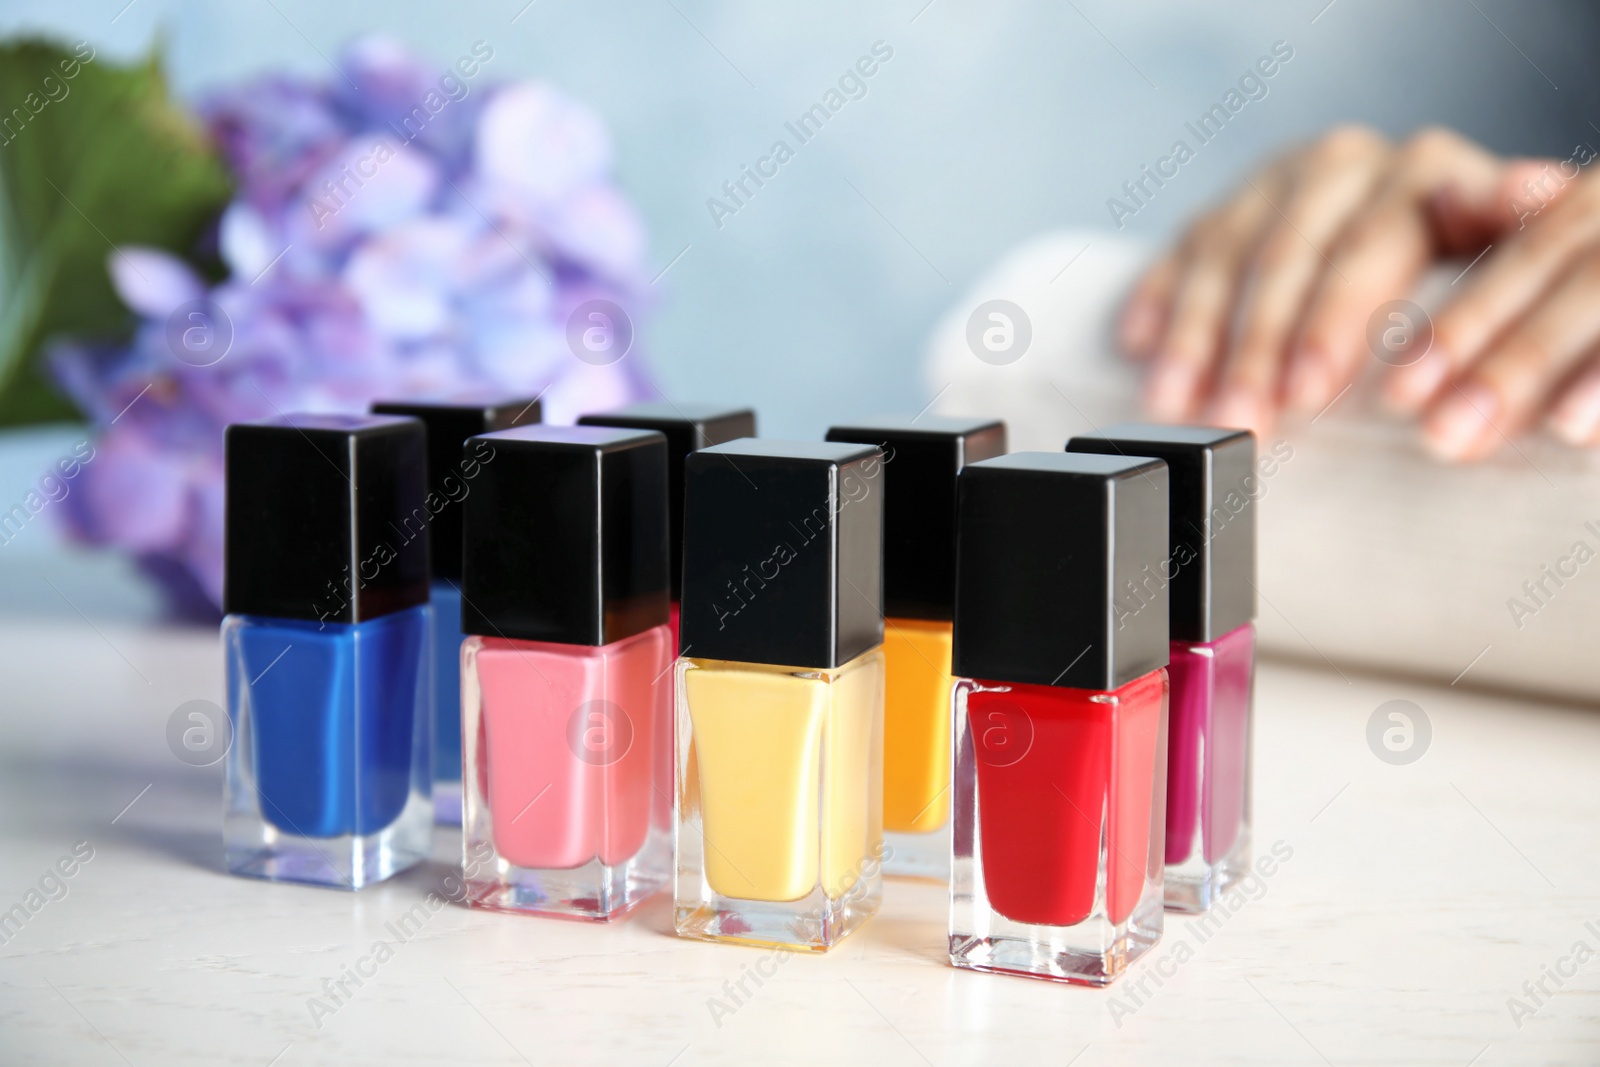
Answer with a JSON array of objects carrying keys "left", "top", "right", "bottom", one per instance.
[{"left": 51, "top": 36, "right": 653, "bottom": 615}]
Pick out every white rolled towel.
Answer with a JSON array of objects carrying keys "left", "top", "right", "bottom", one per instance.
[{"left": 924, "top": 231, "right": 1600, "bottom": 704}]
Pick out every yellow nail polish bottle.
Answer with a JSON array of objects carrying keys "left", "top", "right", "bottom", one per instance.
[
  {"left": 674, "top": 438, "right": 887, "bottom": 951},
  {"left": 826, "top": 416, "right": 1006, "bottom": 879}
]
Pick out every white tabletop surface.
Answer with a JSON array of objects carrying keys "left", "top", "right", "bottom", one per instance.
[{"left": 0, "top": 617, "right": 1597, "bottom": 1066}]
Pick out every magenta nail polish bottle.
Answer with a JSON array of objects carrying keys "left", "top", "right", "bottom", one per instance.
[{"left": 1068, "top": 425, "right": 1257, "bottom": 913}]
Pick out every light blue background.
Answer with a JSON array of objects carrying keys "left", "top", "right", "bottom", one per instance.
[
  {"left": 1, "top": 1, "right": 1595, "bottom": 615},
  {"left": 3, "top": 0, "right": 1593, "bottom": 440}
]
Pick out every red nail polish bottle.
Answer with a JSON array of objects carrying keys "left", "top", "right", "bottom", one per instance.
[
  {"left": 949, "top": 452, "right": 1171, "bottom": 986},
  {"left": 1069, "top": 425, "right": 1258, "bottom": 914}
]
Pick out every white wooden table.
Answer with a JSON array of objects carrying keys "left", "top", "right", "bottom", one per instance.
[{"left": 0, "top": 618, "right": 1596, "bottom": 1065}]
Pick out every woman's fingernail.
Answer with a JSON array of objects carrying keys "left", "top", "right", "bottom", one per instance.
[
  {"left": 1385, "top": 350, "right": 1452, "bottom": 413},
  {"left": 1120, "top": 300, "right": 1157, "bottom": 353},
  {"left": 1423, "top": 383, "right": 1498, "bottom": 460},
  {"left": 1209, "top": 387, "right": 1271, "bottom": 436},
  {"left": 1284, "top": 358, "right": 1332, "bottom": 412},
  {"left": 1146, "top": 362, "right": 1197, "bottom": 419},
  {"left": 1548, "top": 375, "right": 1600, "bottom": 445}
]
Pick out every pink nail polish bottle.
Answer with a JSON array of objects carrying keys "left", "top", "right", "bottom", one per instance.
[
  {"left": 1068, "top": 425, "right": 1257, "bottom": 913},
  {"left": 459, "top": 425, "right": 674, "bottom": 920}
]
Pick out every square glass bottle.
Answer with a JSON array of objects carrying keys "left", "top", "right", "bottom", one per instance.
[
  {"left": 827, "top": 415, "right": 1006, "bottom": 879},
  {"left": 459, "top": 425, "right": 674, "bottom": 920},
  {"left": 1165, "top": 622, "right": 1254, "bottom": 910},
  {"left": 674, "top": 439, "right": 887, "bottom": 951},
  {"left": 577, "top": 401, "right": 756, "bottom": 652},
  {"left": 372, "top": 396, "right": 542, "bottom": 823},
  {"left": 948, "top": 451, "right": 1171, "bottom": 985},
  {"left": 1070, "top": 425, "right": 1259, "bottom": 913},
  {"left": 222, "top": 414, "right": 434, "bottom": 889}
]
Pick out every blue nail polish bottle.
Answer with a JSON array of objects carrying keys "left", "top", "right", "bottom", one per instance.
[
  {"left": 222, "top": 414, "right": 434, "bottom": 888},
  {"left": 371, "top": 396, "right": 542, "bottom": 823},
  {"left": 427, "top": 578, "right": 465, "bottom": 817}
]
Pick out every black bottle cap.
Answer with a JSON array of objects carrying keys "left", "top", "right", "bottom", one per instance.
[
  {"left": 576, "top": 402, "right": 757, "bottom": 600},
  {"left": 460, "top": 425, "right": 669, "bottom": 646},
  {"left": 952, "top": 452, "right": 1169, "bottom": 690},
  {"left": 680, "top": 439, "right": 883, "bottom": 669},
  {"left": 224, "top": 414, "right": 430, "bottom": 624},
  {"left": 825, "top": 415, "right": 1006, "bottom": 621},
  {"left": 1067, "top": 424, "right": 1256, "bottom": 643},
  {"left": 370, "top": 395, "right": 542, "bottom": 581}
]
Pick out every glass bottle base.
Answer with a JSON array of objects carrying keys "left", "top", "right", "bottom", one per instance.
[
  {"left": 950, "top": 672, "right": 1168, "bottom": 986},
  {"left": 465, "top": 842, "right": 669, "bottom": 921},
  {"left": 948, "top": 888, "right": 1163, "bottom": 986},
  {"left": 461, "top": 627, "right": 675, "bottom": 921},
  {"left": 1164, "top": 827, "right": 1252, "bottom": 913},
  {"left": 1164, "top": 625, "right": 1254, "bottom": 914},
  {"left": 884, "top": 825, "right": 950, "bottom": 881},
  {"left": 673, "top": 876, "right": 882, "bottom": 952},
  {"left": 674, "top": 650, "right": 887, "bottom": 952},
  {"left": 223, "top": 794, "right": 432, "bottom": 890},
  {"left": 222, "top": 607, "right": 434, "bottom": 886}
]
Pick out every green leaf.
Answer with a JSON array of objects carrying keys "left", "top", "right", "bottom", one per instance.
[{"left": 0, "top": 39, "right": 232, "bottom": 427}]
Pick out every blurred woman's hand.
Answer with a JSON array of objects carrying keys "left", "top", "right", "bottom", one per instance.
[{"left": 1118, "top": 124, "right": 1600, "bottom": 460}]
